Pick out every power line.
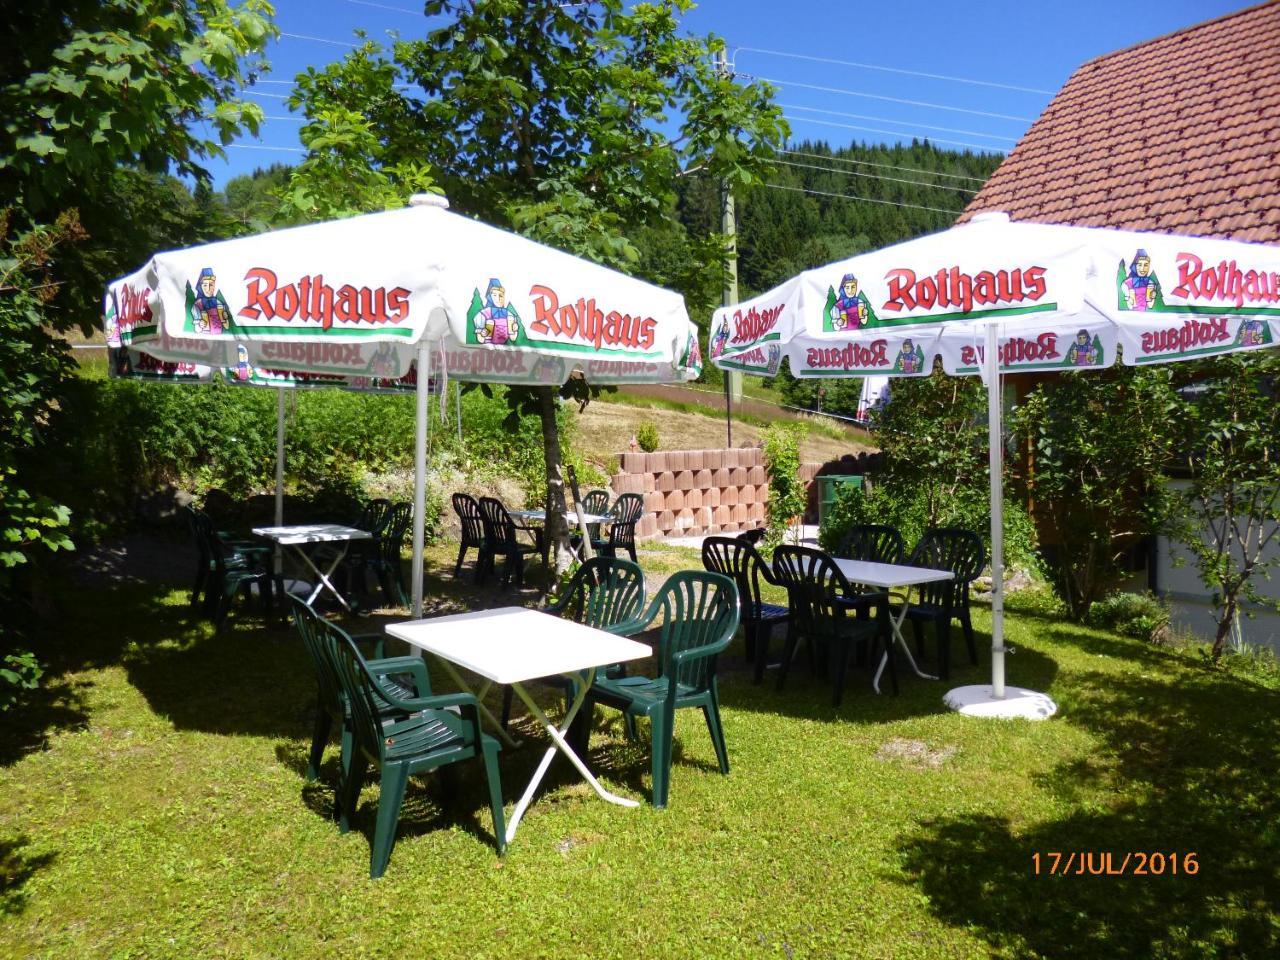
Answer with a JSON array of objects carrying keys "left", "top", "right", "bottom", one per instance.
[
  {"left": 279, "top": 31, "right": 361, "bottom": 49},
  {"left": 785, "top": 114, "right": 1007, "bottom": 154},
  {"left": 229, "top": 144, "right": 306, "bottom": 154},
  {"left": 341, "top": 0, "right": 422, "bottom": 14},
  {"left": 732, "top": 45, "right": 1055, "bottom": 95},
  {"left": 762, "top": 181, "right": 961, "bottom": 215},
  {"left": 780, "top": 148, "right": 991, "bottom": 185},
  {"left": 244, "top": 90, "right": 290, "bottom": 100},
  {"left": 750, "top": 74, "right": 1034, "bottom": 123},
  {"left": 771, "top": 157, "right": 980, "bottom": 194},
  {"left": 781, "top": 102, "right": 1017, "bottom": 144}
]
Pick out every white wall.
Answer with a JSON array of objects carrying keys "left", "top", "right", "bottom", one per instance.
[{"left": 1154, "top": 479, "right": 1280, "bottom": 654}]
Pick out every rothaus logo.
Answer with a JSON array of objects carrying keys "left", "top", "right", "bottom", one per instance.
[
  {"left": 806, "top": 341, "right": 891, "bottom": 370},
  {"left": 259, "top": 341, "right": 374, "bottom": 368},
  {"left": 1171, "top": 253, "right": 1280, "bottom": 308},
  {"left": 529, "top": 284, "right": 657, "bottom": 351},
  {"left": 444, "top": 350, "right": 530, "bottom": 375},
  {"left": 883, "top": 266, "right": 1048, "bottom": 314},
  {"left": 237, "top": 268, "right": 411, "bottom": 329},
  {"left": 117, "top": 284, "right": 153, "bottom": 330},
  {"left": 729, "top": 303, "right": 784, "bottom": 345},
  {"left": 586, "top": 360, "right": 660, "bottom": 377},
  {"left": 1141, "top": 317, "right": 1232, "bottom": 355},
  {"left": 959, "top": 333, "right": 1062, "bottom": 367}
]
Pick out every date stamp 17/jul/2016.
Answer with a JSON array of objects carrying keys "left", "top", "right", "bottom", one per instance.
[{"left": 1032, "top": 852, "right": 1199, "bottom": 876}]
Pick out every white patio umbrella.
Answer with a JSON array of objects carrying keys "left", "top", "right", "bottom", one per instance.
[
  {"left": 711, "top": 211, "right": 1280, "bottom": 719},
  {"left": 105, "top": 195, "right": 702, "bottom": 616}
]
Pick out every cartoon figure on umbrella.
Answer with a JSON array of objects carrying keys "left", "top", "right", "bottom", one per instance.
[
  {"left": 709, "top": 317, "right": 731, "bottom": 359},
  {"left": 1237, "top": 317, "right": 1267, "bottom": 348},
  {"left": 894, "top": 338, "right": 924, "bottom": 374},
  {"left": 1122, "top": 249, "right": 1160, "bottom": 312},
  {"left": 474, "top": 278, "right": 520, "bottom": 345},
  {"left": 1065, "top": 329, "right": 1099, "bottom": 366},
  {"left": 191, "top": 267, "right": 232, "bottom": 334},
  {"left": 830, "top": 273, "right": 869, "bottom": 330}
]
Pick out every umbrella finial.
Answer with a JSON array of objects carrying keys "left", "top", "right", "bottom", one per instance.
[{"left": 409, "top": 193, "right": 450, "bottom": 209}]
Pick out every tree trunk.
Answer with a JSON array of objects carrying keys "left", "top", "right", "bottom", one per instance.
[
  {"left": 1211, "top": 594, "right": 1237, "bottom": 659},
  {"left": 537, "top": 386, "right": 572, "bottom": 575}
]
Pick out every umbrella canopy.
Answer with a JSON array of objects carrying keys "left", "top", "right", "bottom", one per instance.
[
  {"left": 712, "top": 212, "right": 1280, "bottom": 717},
  {"left": 104, "top": 196, "right": 702, "bottom": 618}
]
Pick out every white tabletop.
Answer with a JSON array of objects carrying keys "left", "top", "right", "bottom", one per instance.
[
  {"left": 831, "top": 558, "right": 955, "bottom": 589},
  {"left": 251, "top": 524, "right": 372, "bottom": 545},
  {"left": 386, "top": 607, "right": 651, "bottom": 685},
  {"left": 508, "top": 509, "right": 615, "bottom": 526}
]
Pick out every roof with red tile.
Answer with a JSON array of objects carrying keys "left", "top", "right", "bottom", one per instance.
[{"left": 960, "top": 0, "right": 1280, "bottom": 244}]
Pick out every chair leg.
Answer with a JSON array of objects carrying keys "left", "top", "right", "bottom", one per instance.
[
  {"left": 753, "top": 622, "right": 771, "bottom": 685},
  {"left": 911, "top": 617, "right": 925, "bottom": 658},
  {"left": 775, "top": 622, "right": 798, "bottom": 692},
  {"left": 306, "top": 707, "right": 332, "bottom": 782},
  {"left": 743, "top": 621, "right": 757, "bottom": 662},
  {"left": 336, "top": 721, "right": 354, "bottom": 822},
  {"left": 961, "top": 603, "right": 978, "bottom": 664},
  {"left": 480, "top": 739, "right": 507, "bottom": 855},
  {"left": 454, "top": 544, "right": 467, "bottom": 579},
  {"left": 338, "top": 757, "right": 367, "bottom": 835},
  {"left": 568, "top": 699, "right": 594, "bottom": 755},
  {"left": 882, "top": 628, "right": 899, "bottom": 695},
  {"left": 370, "top": 763, "right": 409, "bottom": 879},
  {"left": 626, "top": 544, "right": 637, "bottom": 563},
  {"left": 704, "top": 683, "right": 730, "bottom": 775},
  {"left": 501, "top": 685, "right": 515, "bottom": 729},
  {"left": 937, "top": 616, "right": 952, "bottom": 681},
  {"left": 649, "top": 709, "right": 672, "bottom": 809}
]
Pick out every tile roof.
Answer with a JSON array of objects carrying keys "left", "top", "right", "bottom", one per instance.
[{"left": 960, "top": 0, "right": 1280, "bottom": 244}]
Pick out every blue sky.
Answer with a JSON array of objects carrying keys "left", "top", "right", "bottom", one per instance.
[{"left": 212, "top": 0, "right": 1248, "bottom": 187}]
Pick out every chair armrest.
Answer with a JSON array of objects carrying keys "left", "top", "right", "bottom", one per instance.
[
  {"left": 381, "top": 686, "right": 477, "bottom": 715},
  {"left": 368, "top": 657, "right": 432, "bottom": 699},
  {"left": 670, "top": 634, "right": 734, "bottom": 666},
  {"left": 604, "top": 612, "right": 655, "bottom": 637}
]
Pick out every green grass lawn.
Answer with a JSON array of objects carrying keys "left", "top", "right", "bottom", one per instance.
[{"left": 3, "top": 542, "right": 1278, "bottom": 959}]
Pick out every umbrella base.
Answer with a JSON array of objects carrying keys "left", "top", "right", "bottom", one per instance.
[{"left": 943, "top": 684, "right": 1057, "bottom": 720}]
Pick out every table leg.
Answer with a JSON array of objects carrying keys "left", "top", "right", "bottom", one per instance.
[
  {"left": 293, "top": 542, "right": 354, "bottom": 611},
  {"left": 873, "top": 586, "right": 939, "bottom": 694},
  {"left": 505, "top": 669, "right": 639, "bottom": 843},
  {"left": 432, "top": 657, "right": 522, "bottom": 750}
]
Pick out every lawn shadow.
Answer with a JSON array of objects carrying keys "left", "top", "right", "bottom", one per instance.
[
  {"left": 897, "top": 660, "right": 1280, "bottom": 958},
  {"left": 0, "top": 835, "right": 55, "bottom": 916}
]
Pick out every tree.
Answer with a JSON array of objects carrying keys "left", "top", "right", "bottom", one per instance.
[
  {"left": 1012, "top": 369, "right": 1177, "bottom": 618},
  {"left": 1, "top": 0, "right": 277, "bottom": 327},
  {"left": 287, "top": 0, "right": 787, "bottom": 570},
  {"left": 1167, "top": 353, "right": 1280, "bottom": 658}
]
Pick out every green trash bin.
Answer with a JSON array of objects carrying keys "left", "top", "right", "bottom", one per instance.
[{"left": 817, "top": 474, "right": 864, "bottom": 528}]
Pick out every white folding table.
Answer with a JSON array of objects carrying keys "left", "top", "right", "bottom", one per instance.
[
  {"left": 252, "top": 524, "right": 372, "bottom": 611},
  {"left": 386, "top": 607, "right": 651, "bottom": 844},
  {"left": 830, "top": 558, "right": 955, "bottom": 694},
  {"left": 507, "top": 509, "right": 616, "bottom": 561}
]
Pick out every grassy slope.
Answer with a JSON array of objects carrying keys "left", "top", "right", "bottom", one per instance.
[{"left": 2, "top": 543, "right": 1278, "bottom": 959}]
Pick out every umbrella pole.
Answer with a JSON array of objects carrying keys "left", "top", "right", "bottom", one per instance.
[
  {"left": 274, "top": 387, "right": 285, "bottom": 577},
  {"left": 986, "top": 322, "right": 1006, "bottom": 700},
  {"left": 411, "top": 341, "right": 428, "bottom": 618}
]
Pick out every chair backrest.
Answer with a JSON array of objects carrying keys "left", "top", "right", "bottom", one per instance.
[
  {"left": 646, "top": 571, "right": 739, "bottom": 691},
  {"left": 908, "top": 527, "right": 985, "bottom": 608},
  {"left": 606, "top": 492, "right": 644, "bottom": 549},
  {"left": 362, "top": 498, "right": 393, "bottom": 535},
  {"left": 580, "top": 489, "right": 611, "bottom": 517},
  {"left": 452, "top": 493, "right": 488, "bottom": 548},
  {"left": 701, "top": 536, "right": 774, "bottom": 621},
  {"left": 771, "top": 546, "right": 854, "bottom": 640},
  {"left": 290, "top": 596, "right": 345, "bottom": 718},
  {"left": 549, "top": 556, "right": 646, "bottom": 630},
  {"left": 325, "top": 618, "right": 389, "bottom": 763},
  {"left": 478, "top": 496, "right": 518, "bottom": 546},
  {"left": 834, "top": 524, "right": 906, "bottom": 566},
  {"left": 190, "top": 508, "right": 234, "bottom": 573},
  {"left": 379, "top": 502, "right": 413, "bottom": 565}
]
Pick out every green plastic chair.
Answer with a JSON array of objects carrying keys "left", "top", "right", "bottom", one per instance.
[
  {"left": 326, "top": 615, "right": 507, "bottom": 878},
  {"left": 499, "top": 556, "right": 647, "bottom": 728},
  {"left": 772, "top": 546, "right": 893, "bottom": 704},
  {"left": 190, "top": 508, "right": 273, "bottom": 631},
  {"left": 572, "top": 570, "right": 739, "bottom": 809},
  {"left": 290, "top": 598, "right": 423, "bottom": 806},
  {"left": 365, "top": 501, "right": 413, "bottom": 606}
]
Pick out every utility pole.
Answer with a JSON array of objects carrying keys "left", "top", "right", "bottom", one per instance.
[{"left": 716, "top": 46, "right": 740, "bottom": 449}]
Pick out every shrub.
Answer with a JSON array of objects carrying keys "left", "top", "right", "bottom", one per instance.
[
  {"left": 1086, "top": 592, "right": 1171, "bottom": 644},
  {"left": 819, "top": 481, "right": 1042, "bottom": 577},
  {"left": 762, "top": 424, "right": 806, "bottom": 546},
  {"left": 636, "top": 422, "right": 659, "bottom": 452}
]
